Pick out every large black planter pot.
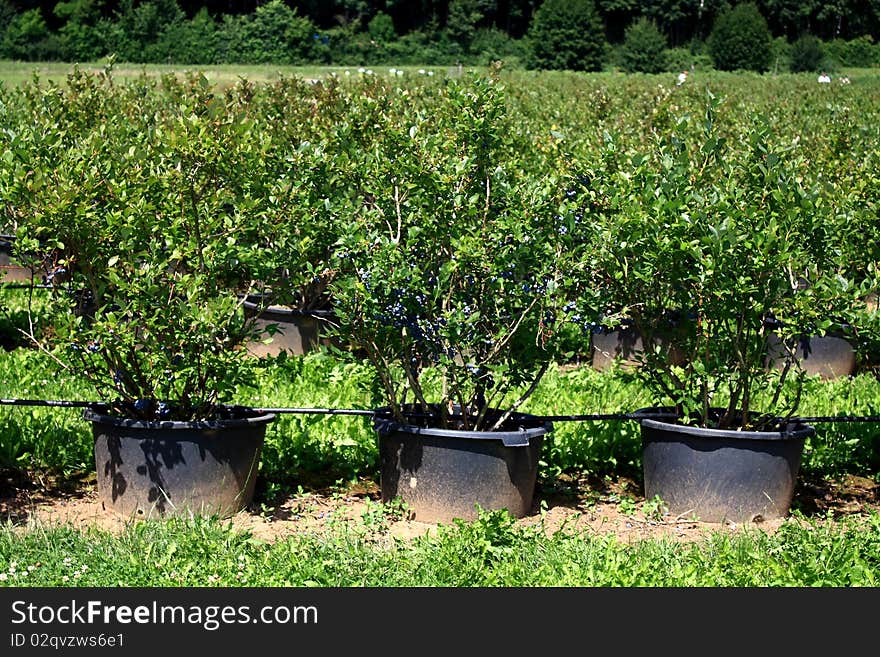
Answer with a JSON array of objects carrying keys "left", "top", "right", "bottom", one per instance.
[
  {"left": 86, "top": 408, "right": 275, "bottom": 519},
  {"left": 374, "top": 409, "right": 551, "bottom": 524},
  {"left": 766, "top": 333, "right": 856, "bottom": 380},
  {"left": 590, "top": 325, "right": 644, "bottom": 371},
  {"left": 590, "top": 322, "right": 687, "bottom": 372},
  {"left": 637, "top": 408, "right": 813, "bottom": 523},
  {"left": 0, "top": 234, "right": 51, "bottom": 284},
  {"left": 242, "top": 295, "right": 333, "bottom": 357}
]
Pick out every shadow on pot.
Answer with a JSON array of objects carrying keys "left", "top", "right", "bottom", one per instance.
[
  {"left": 373, "top": 405, "right": 550, "bottom": 524},
  {"left": 241, "top": 294, "right": 335, "bottom": 358},
  {"left": 765, "top": 332, "right": 856, "bottom": 380},
  {"left": 87, "top": 408, "right": 275, "bottom": 519},
  {"left": 0, "top": 234, "right": 57, "bottom": 284},
  {"left": 590, "top": 315, "right": 689, "bottom": 372},
  {"left": 636, "top": 406, "right": 812, "bottom": 523}
]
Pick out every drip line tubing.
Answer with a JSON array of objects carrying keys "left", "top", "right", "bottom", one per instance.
[
  {"left": 0, "top": 283, "right": 56, "bottom": 289},
  {"left": 1, "top": 398, "right": 879, "bottom": 425}
]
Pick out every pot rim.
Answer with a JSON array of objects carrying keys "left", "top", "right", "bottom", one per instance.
[
  {"left": 634, "top": 406, "right": 814, "bottom": 441},
  {"left": 373, "top": 405, "right": 552, "bottom": 447},
  {"left": 241, "top": 294, "right": 334, "bottom": 317},
  {"left": 83, "top": 407, "right": 276, "bottom": 430}
]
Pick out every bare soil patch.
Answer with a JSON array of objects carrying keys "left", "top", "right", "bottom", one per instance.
[{"left": 2, "top": 468, "right": 877, "bottom": 544}]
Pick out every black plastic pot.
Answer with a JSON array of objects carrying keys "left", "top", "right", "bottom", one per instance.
[
  {"left": 86, "top": 408, "right": 275, "bottom": 519},
  {"left": 637, "top": 407, "right": 813, "bottom": 523},
  {"left": 374, "top": 408, "right": 551, "bottom": 524},
  {"left": 242, "top": 295, "right": 334, "bottom": 357},
  {"left": 590, "top": 319, "right": 687, "bottom": 372},
  {"left": 766, "top": 332, "right": 856, "bottom": 380},
  {"left": 0, "top": 234, "right": 47, "bottom": 284},
  {"left": 590, "top": 325, "right": 644, "bottom": 371}
]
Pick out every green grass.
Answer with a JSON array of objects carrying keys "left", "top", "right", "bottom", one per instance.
[
  {"left": 1, "top": 507, "right": 878, "bottom": 586},
  {"left": 0, "top": 348, "right": 96, "bottom": 473},
  {"left": 0, "top": 342, "right": 877, "bottom": 592},
  {"left": 0, "top": 346, "right": 878, "bottom": 483},
  {"left": 0, "top": 347, "right": 384, "bottom": 481}
]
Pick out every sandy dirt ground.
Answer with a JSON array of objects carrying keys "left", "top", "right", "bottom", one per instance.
[{"left": 3, "top": 469, "right": 878, "bottom": 544}]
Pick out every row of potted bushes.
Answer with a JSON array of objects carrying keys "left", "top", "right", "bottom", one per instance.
[
  {"left": 0, "top": 69, "right": 877, "bottom": 525},
  {"left": 1, "top": 228, "right": 867, "bottom": 382},
  {"left": 592, "top": 320, "right": 862, "bottom": 380}
]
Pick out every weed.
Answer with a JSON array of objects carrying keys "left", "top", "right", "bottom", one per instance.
[{"left": 642, "top": 495, "right": 668, "bottom": 522}]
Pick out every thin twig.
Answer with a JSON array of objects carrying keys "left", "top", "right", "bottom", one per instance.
[{"left": 489, "top": 360, "right": 550, "bottom": 431}]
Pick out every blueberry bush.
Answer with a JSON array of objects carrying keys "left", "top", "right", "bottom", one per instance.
[
  {"left": 328, "top": 70, "right": 585, "bottom": 430},
  {"left": 1, "top": 69, "right": 283, "bottom": 420},
  {"left": 0, "top": 64, "right": 878, "bottom": 441},
  {"left": 569, "top": 92, "right": 875, "bottom": 429}
]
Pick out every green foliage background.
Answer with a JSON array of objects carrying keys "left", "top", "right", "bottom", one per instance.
[
  {"left": 0, "top": 1, "right": 878, "bottom": 72},
  {"left": 619, "top": 17, "right": 668, "bottom": 74}
]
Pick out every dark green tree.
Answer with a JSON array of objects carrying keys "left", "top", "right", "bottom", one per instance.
[
  {"left": 526, "top": 0, "right": 607, "bottom": 71},
  {"left": 789, "top": 32, "right": 824, "bottom": 71},
  {"left": 231, "top": 0, "right": 317, "bottom": 64},
  {"left": 0, "top": 0, "right": 15, "bottom": 32},
  {"left": 644, "top": 0, "right": 703, "bottom": 46},
  {"left": 55, "top": 0, "right": 106, "bottom": 62},
  {"left": 620, "top": 16, "right": 667, "bottom": 73},
  {"left": 368, "top": 11, "right": 396, "bottom": 43},
  {"left": 102, "top": 0, "right": 185, "bottom": 62},
  {"left": 598, "top": 0, "right": 728, "bottom": 46},
  {"left": 446, "top": 0, "right": 483, "bottom": 51},
  {"left": 154, "top": 6, "right": 218, "bottom": 64},
  {"left": 0, "top": 7, "right": 59, "bottom": 60},
  {"left": 816, "top": 0, "right": 880, "bottom": 40},
  {"left": 329, "top": 0, "right": 371, "bottom": 26},
  {"left": 597, "top": 0, "right": 641, "bottom": 42},
  {"left": 758, "top": 0, "right": 818, "bottom": 39},
  {"left": 215, "top": 12, "right": 247, "bottom": 63},
  {"left": 707, "top": 2, "right": 773, "bottom": 71},
  {"left": 825, "top": 34, "right": 877, "bottom": 67}
]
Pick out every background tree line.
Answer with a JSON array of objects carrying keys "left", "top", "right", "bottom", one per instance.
[{"left": 0, "top": 0, "right": 878, "bottom": 71}]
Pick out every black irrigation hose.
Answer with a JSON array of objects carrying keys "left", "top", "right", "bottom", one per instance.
[
  {"left": 785, "top": 415, "right": 880, "bottom": 424},
  {"left": 541, "top": 412, "right": 880, "bottom": 424},
  {"left": 253, "top": 407, "right": 377, "bottom": 417},
  {"left": 0, "top": 283, "right": 55, "bottom": 289},
  {"left": 253, "top": 408, "right": 649, "bottom": 421},
  {"left": 1, "top": 398, "right": 879, "bottom": 424},
  {"left": 0, "top": 398, "right": 97, "bottom": 409}
]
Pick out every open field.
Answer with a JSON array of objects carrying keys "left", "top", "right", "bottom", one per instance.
[
  {"left": 0, "top": 60, "right": 470, "bottom": 88},
  {"left": 1, "top": 59, "right": 878, "bottom": 88}
]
